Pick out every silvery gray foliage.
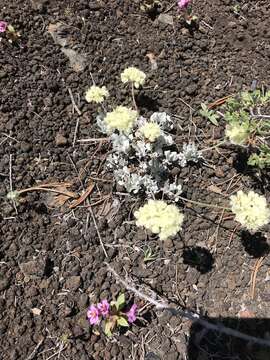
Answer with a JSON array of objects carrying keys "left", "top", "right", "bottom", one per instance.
[
  {"left": 96, "top": 114, "right": 109, "bottom": 134},
  {"left": 150, "top": 112, "right": 174, "bottom": 131},
  {"left": 98, "top": 111, "right": 202, "bottom": 200},
  {"left": 182, "top": 142, "right": 202, "bottom": 163},
  {"left": 111, "top": 133, "right": 131, "bottom": 153},
  {"left": 162, "top": 181, "right": 183, "bottom": 202},
  {"left": 163, "top": 143, "right": 202, "bottom": 168}
]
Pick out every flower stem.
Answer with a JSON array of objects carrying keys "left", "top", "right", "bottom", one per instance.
[
  {"left": 178, "top": 195, "right": 230, "bottom": 211},
  {"left": 200, "top": 140, "right": 227, "bottom": 153},
  {"left": 131, "top": 83, "right": 138, "bottom": 112}
]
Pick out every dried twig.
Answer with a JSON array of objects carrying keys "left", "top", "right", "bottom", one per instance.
[
  {"left": 107, "top": 263, "right": 270, "bottom": 348},
  {"left": 26, "top": 338, "right": 44, "bottom": 360},
  {"left": 67, "top": 87, "right": 82, "bottom": 116},
  {"left": 69, "top": 181, "right": 95, "bottom": 209},
  {"left": 68, "top": 87, "right": 81, "bottom": 146},
  {"left": 250, "top": 256, "right": 265, "bottom": 299},
  {"left": 16, "top": 186, "right": 78, "bottom": 198},
  {"left": 89, "top": 206, "right": 108, "bottom": 258},
  {"left": 9, "top": 154, "right": 17, "bottom": 214}
]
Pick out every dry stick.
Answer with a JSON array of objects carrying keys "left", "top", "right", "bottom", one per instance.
[
  {"left": 89, "top": 205, "right": 108, "bottom": 258},
  {"left": 26, "top": 338, "right": 44, "bottom": 360},
  {"left": 107, "top": 264, "right": 270, "bottom": 348},
  {"left": 77, "top": 138, "right": 109, "bottom": 143},
  {"left": 17, "top": 187, "right": 77, "bottom": 198},
  {"left": 178, "top": 195, "right": 230, "bottom": 211},
  {"left": 67, "top": 87, "right": 81, "bottom": 147},
  {"left": 250, "top": 256, "right": 265, "bottom": 300},
  {"left": 67, "top": 87, "right": 82, "bottom": 116},
  {"left": 9, "top": 154, "right": 17, "bottom": 214}
]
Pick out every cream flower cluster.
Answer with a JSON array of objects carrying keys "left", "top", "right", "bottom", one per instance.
[
  {"left": 134, "top": 200, "right": 184, "bottom": 240},
  {"left": 104, "top": 106, "right": 138, "bottom": 133},
  {"left": 85, "top": 86, "right": 109, "bottom": 104},
  {"left": 139, "top": 122, "right": 161, "bottom": 142},
  {"left": 225, "top": 123, "right": 249, "bottom": 145},
  {"left": 230, "top": 190, "right": 270, "bottom": 231},
  {"left": 121, "top": 67, "right": 146, "bottom": 88}
]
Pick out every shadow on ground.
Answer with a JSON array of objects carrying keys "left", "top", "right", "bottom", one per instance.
[{"left": 188, "top": 318, "right": 270, "bottom": 360}]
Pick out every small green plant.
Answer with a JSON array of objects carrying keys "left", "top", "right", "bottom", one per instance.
[
  {"left": 248, "top": 145, "right": 270, "bottom": 170},
  {"left": 143, "top": 247, "right": 157, "bottom": 262},
  {"left": 199, "top": 103, "right": 219, "bottom": 126},
  {"left": 204, "top": 89, "right": 270, "bottom": 170}
]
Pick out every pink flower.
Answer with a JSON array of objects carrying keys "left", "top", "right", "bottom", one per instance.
[
  {"left": 178, "top": 0, "right": 190, "bottom": 9},
  {"left": 126, "top": 304, "right": 137, "bottom": 323},
  {"left": 97, "top": 299, "right": 110, "bottom": 317},
  {"left": 0, "top": 21, "right": 7, "bottom": 33},
  {"left": 87, "top": 305, "right": 100, "bottom": 325}
]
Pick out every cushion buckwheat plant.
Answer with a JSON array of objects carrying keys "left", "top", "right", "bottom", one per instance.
[
  {"left": 85, "top": 85, "right": 109, "bottom": 103},
  {"left": 134, "top": 199, "right": 184, "bottom": 240},
  {"left": 230, "top": 190, "right": 270, "bottom": 231},
  {"left": 120, "top": 66, "right": 146, "bottom": 88},
  {"left": 104, "top": 106, "right": 138, "bottom": 134},
  {"left": 101, "top": 111, "right": 202, "bottom": 200},
  {"left": 85, "top": 67, "right": 202, "bottom": 200},
  {"left": 225, "top": 122, "right": 250, "bottom": 145},
  {"left": 139, "top": 122, "right": 161, "bottom": 142}
]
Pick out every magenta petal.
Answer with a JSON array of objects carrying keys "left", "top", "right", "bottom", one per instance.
[
  {"left": 127, "top": 304, "right": 138, "bottom": 323},
  {"left": 0, "top": 21, "right": 7, "bottom": 33},
  {"left": 87, "top": 305, "right": 100, "bottom": 325},
  {"left": 178, "top": 0, "right": 190, "bottom": 9},
  {"left": 97, "top": 299, "right": 110, "bottom": 317}
]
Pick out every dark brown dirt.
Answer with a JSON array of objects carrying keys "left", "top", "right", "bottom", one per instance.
[{"left": 1, "top": 0, "right": 270, "bottom": 359}]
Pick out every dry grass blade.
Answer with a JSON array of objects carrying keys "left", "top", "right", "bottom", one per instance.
[
  {"left": 69, "top": 181, "right": 95, "bottom": 209},
  {"left": 207, "top": 95, "right": 233, "bottom": 109},
  {"left": 47, "top": 186, "right": 78, "bottom": 208},
  {"left": 250, "top": 256, "right": 265, "bottom": 299}
]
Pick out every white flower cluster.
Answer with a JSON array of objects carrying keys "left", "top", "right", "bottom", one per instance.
[
  {"left": 98, "top": 111, "right": 202, "bottom": 200},
  {"left": 134, "top": 200, "right": 184, "bottom": 240},
  {"left": 230, "top": 190, "right": 270, "bottom": 231}
]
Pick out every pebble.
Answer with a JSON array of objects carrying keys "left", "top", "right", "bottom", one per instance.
[
  {"left": 55, "top": 133, "right": 68, "bottom": 146},
  {"left": 65, "top": 276, "right": 81, "bottom": 291},
  {"left": 20, "top": 260, "right": 45, "bottom": 277}
]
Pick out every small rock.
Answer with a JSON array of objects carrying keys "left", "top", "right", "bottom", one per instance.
[
  {"left": 63, "top": 306, "right": 73, "bottom": 317},
  {"left": 72, "top": 325, "right": 84, "bottom": 338},
  {"left": 78, "top": 293, "right": 89, "bottom": 309},
  {"left": 157, "top": 14, "right": 174, "bottom": 26},
  {"left": 215, "top": 167, "right": 225, "bottom": 177},
  {"left": 185, "top": 84, "right": 198, "bottom": 95},
  {"left": 55, "top": 133, "right": 68, "bottom": 146},
  {"left": 0, "top": 276, "right": 10, "bottom": 291},
  {"left": 65, "top": 276, "right": 81, "bottom": 291},
  {"left": 31, "top": 308, "right": 42, "bottom": 316},
  {"left": 228, "top": 21, "right": 237, "bottom": 29},
  {"left": 20, "top": 260, "right": 45, "bottom": 277},
  {"left": 163, "top": 238, "right": 174, "bottom": 250},
  {"left": 20, "top": 141, "right": 32, "bottom": 152},
  {"left": 0, "top": 71, "right": 7, "bottom": 79}
]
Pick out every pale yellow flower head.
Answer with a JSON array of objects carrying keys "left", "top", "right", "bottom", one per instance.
[
  {"left": 225, "top": 123, "right": 249, "bottom": 145},
  {"left": 85, "top": 85, "right": 109, "bottom": 103},
  {"left": 230, "top": 190, "right": 270, "bottom": 231},
  {"left": 121, "top": 67, "right": 146, "bottom": 88},
  {"left": 104, "top": 106, "right": 138, "bottom": 133},
  {"left": 139, "top": 122, "right": 161, "bottom": 142},
  {"left": 134, "top": 200, "right": 184, "bottom": 240}
]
